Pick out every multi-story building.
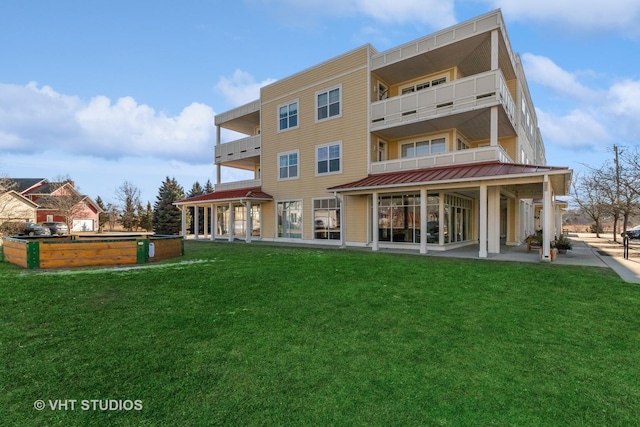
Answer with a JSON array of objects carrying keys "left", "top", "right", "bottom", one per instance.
[{"left": 176, "top": 9, "right": 572, "bottom": 261}]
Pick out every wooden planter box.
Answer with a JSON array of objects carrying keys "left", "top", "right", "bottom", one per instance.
[{"left": 1, "top": 235, "right": 183, "bottom": 269}]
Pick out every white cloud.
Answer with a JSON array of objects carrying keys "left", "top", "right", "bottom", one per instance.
[
  {"left": 483, "top": 0, "right": 640, "bottom": 36},
  {"left": 521, "top": 55, "right": 640, "bottom": 151},
  {"left": 353, "top": 0, "right": 456, "bottom": 27},
  {"left": 257, "top": 0, "right": 456, "bottom": 28},
  {"left": 214, "top": 70, "right": 276, "bottom": 107},
  {"left": 537, "top": 109, "right": 610, "bottom": 149},
  {"left": 521, "top": 54, "right": 597, "bottom": 101},
  {"left": 0, "top": 82, "right": 216, "bottom": 163}
]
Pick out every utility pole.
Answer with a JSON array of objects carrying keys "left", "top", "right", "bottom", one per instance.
[{"left": 614, "top": 144, "right": 621, "bottom": 239}]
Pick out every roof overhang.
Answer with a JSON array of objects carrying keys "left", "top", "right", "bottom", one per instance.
[
  {"left": 174, "top": 187, "right": 273, "bottom": 206},
  {"left": 328, "top": 162, "right": 572, "bottom": 198}
]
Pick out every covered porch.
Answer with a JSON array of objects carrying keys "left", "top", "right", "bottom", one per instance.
[
  {"left": 174, "top": 187, "right": 273, "bottom": 243},
  {"left": 329, "top": 161, "right": 572, "bottom": 260}
]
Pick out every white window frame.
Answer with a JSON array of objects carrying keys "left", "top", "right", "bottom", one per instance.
[
  {"left": 399, "top": 134, "right": 448, "bottom": 158},
  {"left": 278, "top": 99, "right": 299, "bottom": 132},
  {"left": 315, "top": 84, "right": 342, "bottom": 122},
  {"left": 277, "top": 150, "right": 300, "bottom": 181},
  {"left": 316, "top": 141, "right": 342, "bottom": 176}
]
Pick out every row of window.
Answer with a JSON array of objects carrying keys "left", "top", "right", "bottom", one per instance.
[
  {"left": 278, "top": 86, "right": 342, "bottom": 132},
  {"left": 278, "top": 142, "right": 341, "bottom": 180}
]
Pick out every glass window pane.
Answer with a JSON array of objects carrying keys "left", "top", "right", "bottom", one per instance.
[
  {"left": 289, "top": 114, "right": 297, "bottom": 127},
  {"left": 318, "top": 161, "right": 328, "bottom": 174},
  {"left": 279, "top": 106, "right": 288, "bottom": 119},
  {"left": 329, "top": 103, "right": 340, "bottom": 117},
  {"left": 318, "top": 106, "right": 328, "bottom": 120},
  {"left": 318, "top": 92, "right": 327, "bottom": 107},
  {"left": 329, "top": 88, "right": 339, "bottom": 103},
  {"left": 329, "top": 158, "right": 340, "bottom": 172},
  {"left": 289, "top": 102, "right": 297, "bottom": 115},
  {"left": 416, "top": 141, "right": 429, "bottom": 156},
  {"left": 431, "top": 138, "right": 446, "bottom": 154},
  {"left": 401, "top": 144, "right": 413, "bottom": 158},
  {"left": 290, "top": 165, "right": 297, "bottom": 177},
  {"left": 329, "top": 144, "right": 340, "bottom": 159},
  {"left": 280, "top": 154, "right": 288, "bottom": 167},
  {"left": 280, "top": 118, "right": 288, "bottom": 130},
  {"left": 317, "top": 147, "right": 328, "bottom": 161}
]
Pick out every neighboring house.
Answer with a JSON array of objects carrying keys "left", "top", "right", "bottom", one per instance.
[
  {"left": 0, "top": 190, "right": 40, "bottom": 224},
  {"left": 175, "top": 9, "right": 572, "bottom": 261},
  {"left": 3, "top": 178, "right": 102, "bottom": 231}
]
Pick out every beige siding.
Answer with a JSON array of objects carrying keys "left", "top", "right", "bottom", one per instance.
[
  {"left": 260, "top": 46, "right": 371, "bottom": 241},
  {"left": 345, "top": 195, "right": 369, "bottom": 243}
]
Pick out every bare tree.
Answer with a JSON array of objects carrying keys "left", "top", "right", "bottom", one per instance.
[
  {"left": 572, "top": 170, "right": 608, "bottom": 238},
  {"left": 115, "top": 181, "right": 141, "bottom": 231},
  {"left": 34, "top": 177, "right": 84, "bottom": 228}
]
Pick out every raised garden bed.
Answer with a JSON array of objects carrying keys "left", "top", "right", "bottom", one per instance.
[{"left": 2, "top": 234, "right": 183, "bottom": 269}]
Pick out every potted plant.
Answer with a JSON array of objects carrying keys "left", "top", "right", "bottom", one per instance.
[{"left": 554, "top": 235, "right": 573, "bottom": 254}]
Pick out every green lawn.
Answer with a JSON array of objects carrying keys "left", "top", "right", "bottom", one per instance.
[{"left": 1, "top": 241, "right": 639, "bottom": 426}]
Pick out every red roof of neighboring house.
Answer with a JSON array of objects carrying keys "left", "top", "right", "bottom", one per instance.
[
  {"left": 175, "top": 187, "right": 273, "bottom": 204},
  {"left": 328, "top": 161, "right": 571, "bottom": 191}
]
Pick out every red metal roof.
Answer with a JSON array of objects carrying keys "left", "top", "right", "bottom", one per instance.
[
  {"left": 328, "top": 161, "right": 570, "bottom": 191},
  {"left": 175, "top": 187, "right": 273, "bottom": 204}
]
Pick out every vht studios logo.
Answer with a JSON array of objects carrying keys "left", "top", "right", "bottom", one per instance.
[{"left": 34, "top": 399, "right": 143, "bottom": 411}]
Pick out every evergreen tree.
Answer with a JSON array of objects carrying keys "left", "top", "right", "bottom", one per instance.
[
  {"left": 204, "top": 179, "right": 214, "bottom": 194},
  {"left": 139, "top": 202, "right": 153, "bottom": 232},
  {"left": 188, "top": 181, "right": 205, "bottom": 235},
  {"left": 153, "top": 177, "right": 186, "bottom": 235},
  {"left": 95, "top": 196, "right": 110, "bottom": 232}
]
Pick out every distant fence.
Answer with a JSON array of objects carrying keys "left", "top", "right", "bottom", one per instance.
[{"left": 2, "top": 235, "right": 183, "bottom": 269}]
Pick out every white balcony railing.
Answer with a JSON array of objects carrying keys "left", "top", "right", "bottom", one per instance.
[
  {"left": 371, "top": 70, "right": 515, "bottom": 131},
  {"left": 215, "top": 135, "right": 261, "bottom": 164},
  {"left": 214, "top": 179, "right": 262, "bottom": 192},
  {"left": 370, "top": 146, "right": 513, "bottom": 174}
]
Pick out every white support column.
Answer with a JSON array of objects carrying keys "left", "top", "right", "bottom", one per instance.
[
  {"left": 479, "top": 184, "right": 488, "bottom": 258},
  {"left": 203, "top": 205, "right": 208, "bottom": 240},
  {"left": 338, "top": 195, "right": 346, "bottom": 248},
  {"left": 488, "top": 186, "right": 500, "bottom": 254},
  {"left": 228, "top": 202, "right": 234, "bottom": 242},
  {"left": 372, "top": 192, "right": 379, "bottom": 251},
  {"left": 491, "top": 29, "right": 499, "bottom": 70},
  {"left": 245, "top": 201, "right": 252, "bottom": 243},
  {"left": 542, "top": 175, "right": 552, "bottom": 262},
  {"left": 490, "top": 106, "right": 498, "bottom": 146},
  {"left": 216, "top": 126, "right": 221, "bottom": 185},
  {"left": 420, "top": 188, "right": 427, "bottom": 254},
  {"left": 210, "top": 204, "right": 215, "bottom": 241},
  {"left": 439, "top": 192, "right": 445, "bottom": 245},
  {"left": 181, "top": 206, "right": 187, "bottom": 238},
  {"left": 555, "top": 203, "right": 563, "bottom": 238},
  {"left": 194, "top": 205, "right": 199, "bottom": 240}
]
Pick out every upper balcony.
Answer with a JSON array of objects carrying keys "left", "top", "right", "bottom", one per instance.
[
  {"left": 214, "top": 135, "right": 261, "bottom": 170},
  {"left": 370, "top": 145, "right": 513, "bottom": 174},
  {"left": 371, "top": 70, "right": 516, "bottom": 142},
  {"left": 215, "top": 99, "right": 260, "bottom": 134}
]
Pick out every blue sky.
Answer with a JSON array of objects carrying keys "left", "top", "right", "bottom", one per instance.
[{"left": 1, "top": 0, "right": 639, "bottom": 205}]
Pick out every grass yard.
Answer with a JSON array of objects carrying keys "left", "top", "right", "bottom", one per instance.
[{"left": 1, "top": 240, "right": 639, "bottom": 426}]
